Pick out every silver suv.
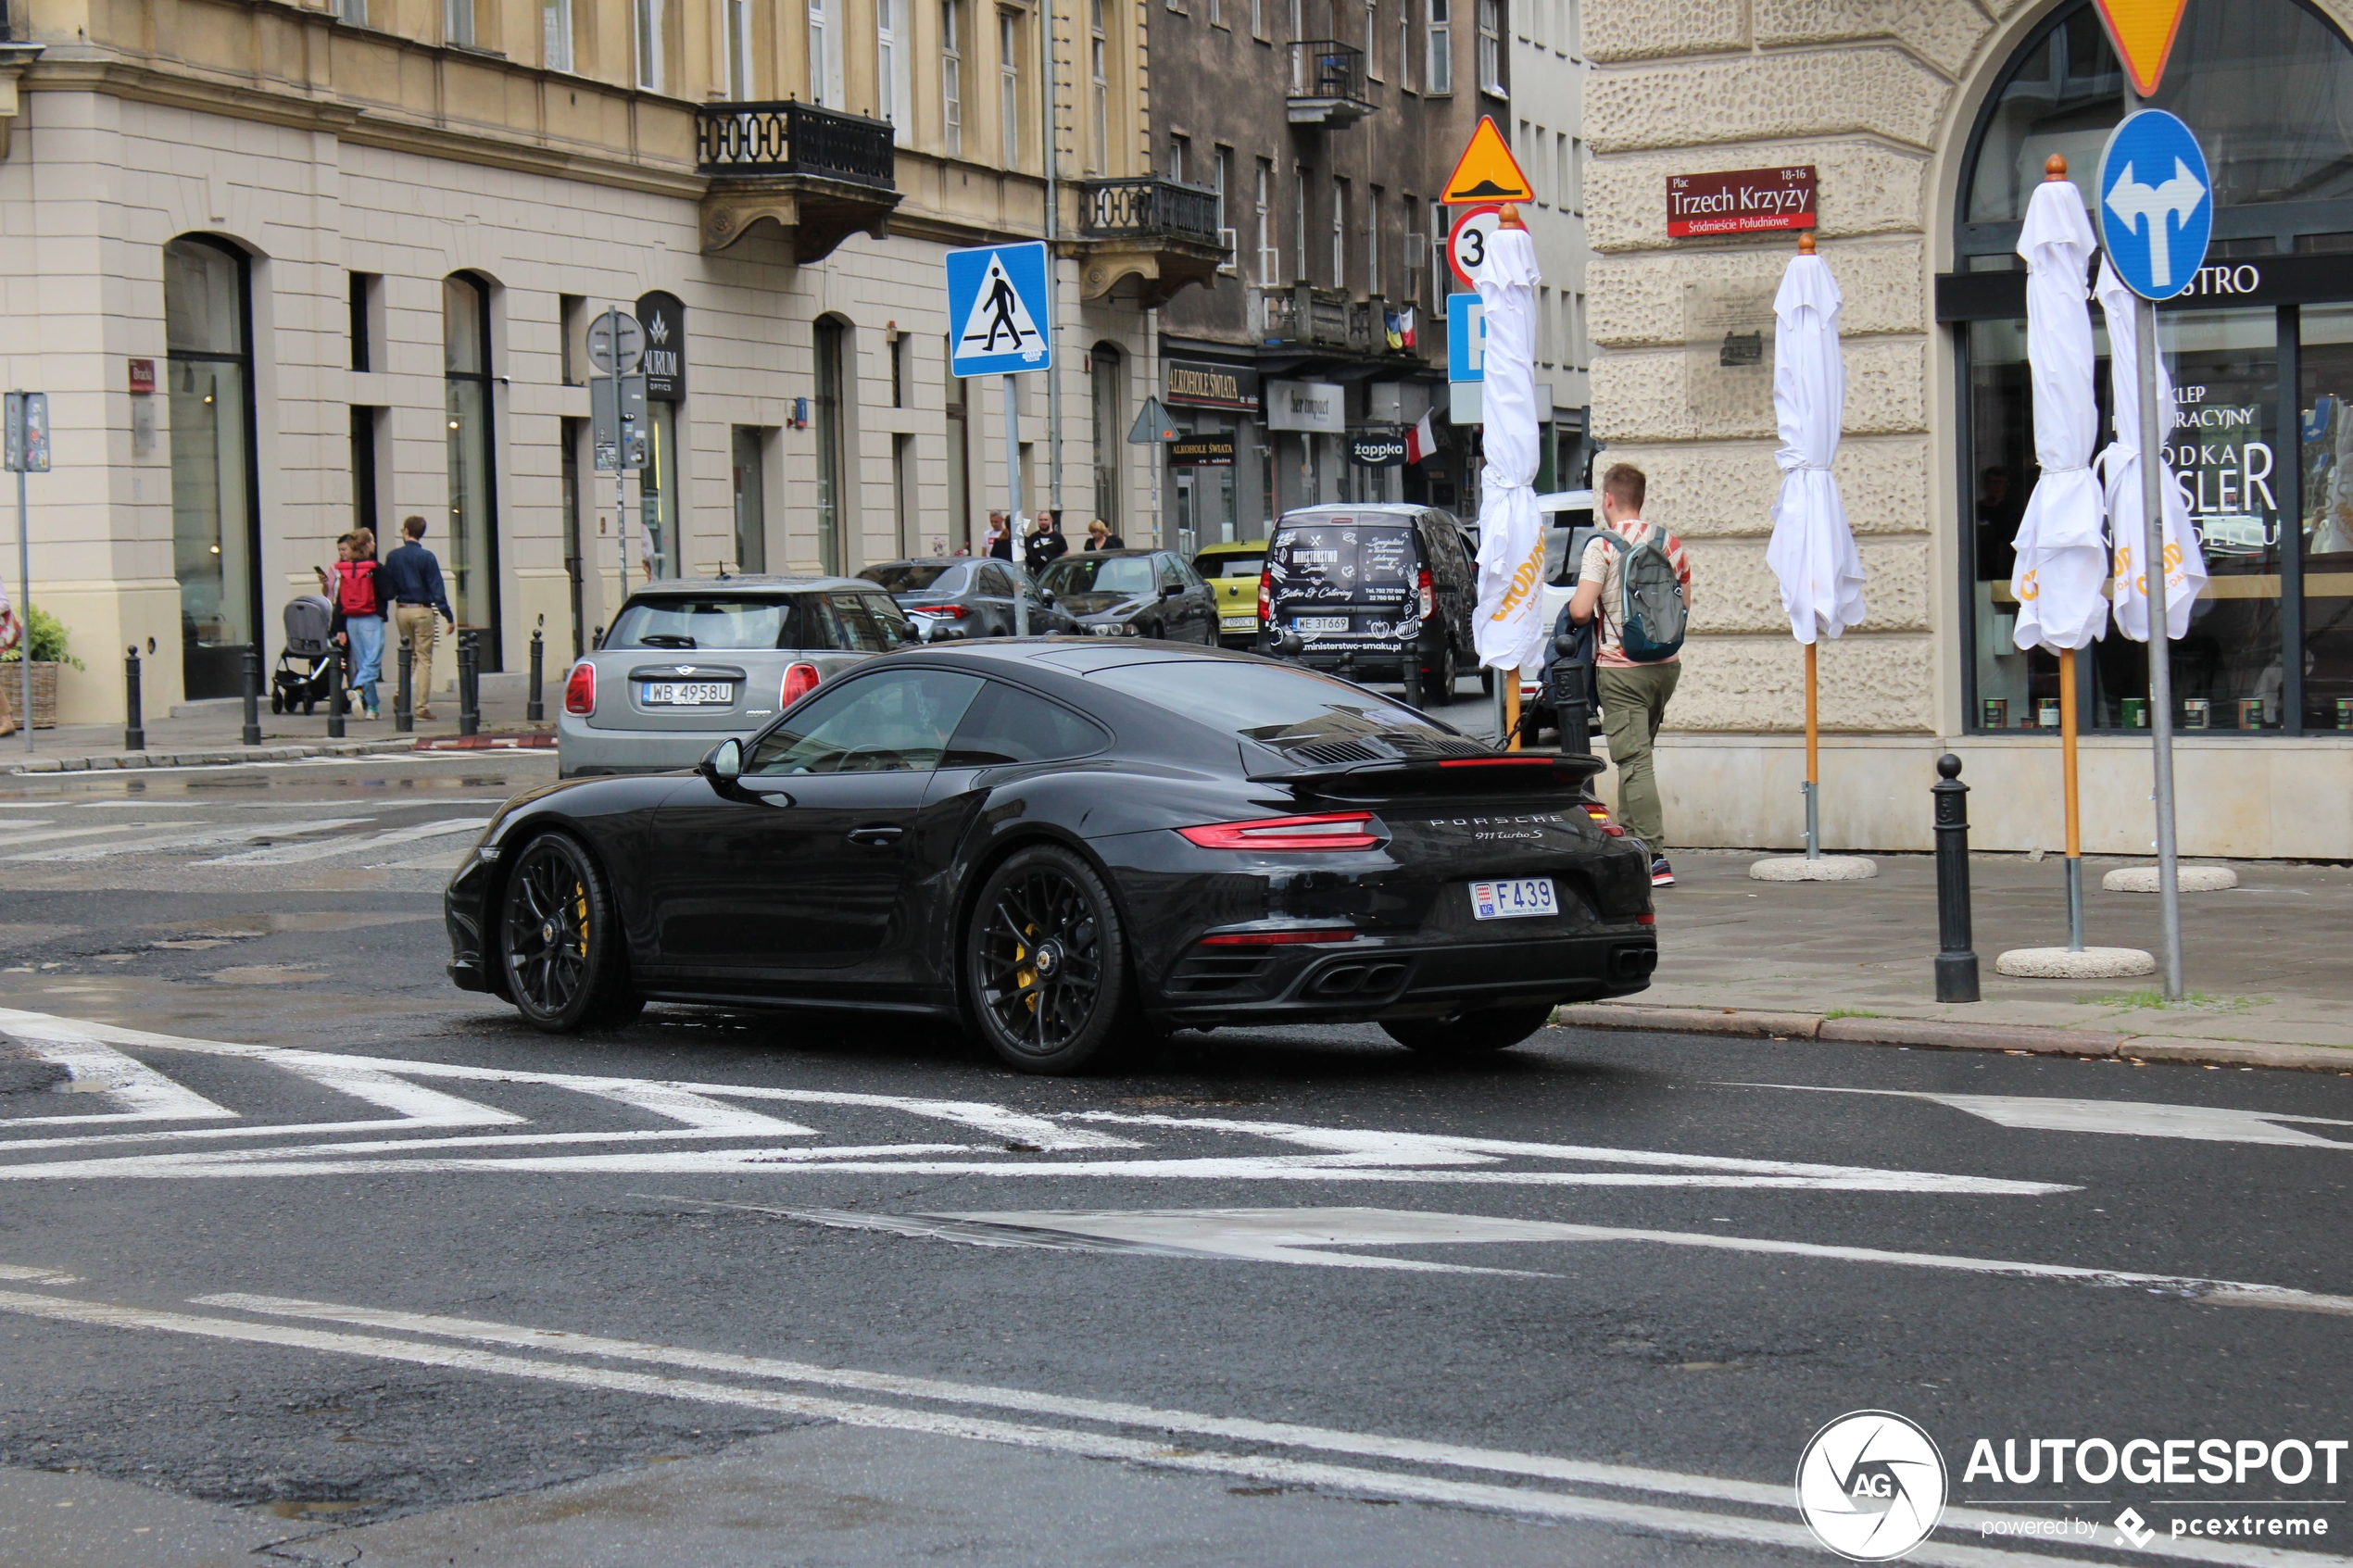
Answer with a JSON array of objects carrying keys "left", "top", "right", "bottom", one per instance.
[{"left": 558, "top": 577, "right": 916, "bottom": 778}]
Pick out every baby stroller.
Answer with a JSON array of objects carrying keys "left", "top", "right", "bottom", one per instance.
[{"left": 271, "top": 595, "right": 339, "bottom": 715}]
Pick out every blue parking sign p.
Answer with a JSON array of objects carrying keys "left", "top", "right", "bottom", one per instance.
[
  {"left": 947, "top": 242, "right": 1054, "bottom": 376},
  {"left": 1447, "top": 294, "right": 1486, "bottom": 383}
]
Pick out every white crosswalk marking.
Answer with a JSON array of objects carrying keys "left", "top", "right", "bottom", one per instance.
[
  {"left": 195, "top": 816, "right": 493, "bottom": 865},
  {"left": 1732, "top": 1085, "right": 2353, "bottom": 1148},
  {"left": 5, "top": 816, "right": 375, "bottom": 862},
  {"left": 0, "top": 1023, "right": 236, "bottom": 1128}
]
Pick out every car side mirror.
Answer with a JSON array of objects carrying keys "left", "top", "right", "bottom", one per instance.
[
  {"left": 1161, "top": 583, "right": 1182, "bottom": 599},
  {"left": 700, "top": 736, "right": 743, "bottom": 787}
]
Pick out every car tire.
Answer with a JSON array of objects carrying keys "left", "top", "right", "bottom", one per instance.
[
  {"left": 1380, "top": 1001, "right": 1556, "bottom": 1056},
  {"left": 498, "top": 831, "right": 641, "bottom": 1033},
  {"left": 963, "top": 843, "right": 1132, "bottom": 1074},
  {"left": 1430, "top": 639, "right": 1457, "bottom": 701}
]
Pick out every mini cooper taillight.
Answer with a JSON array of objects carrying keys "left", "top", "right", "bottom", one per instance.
[
  {"left": 1177, "top": 811, "right": 1383, "bottom": 851},
  {"left": 781, "top": 661, "right": 821, "bottom": 706},
  {"left": 562, "top": 661, "right": 595, "bottom": 715}
]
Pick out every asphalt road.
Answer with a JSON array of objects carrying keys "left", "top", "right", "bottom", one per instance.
[{"left": 0, "top": 751, "right": 2348, "bottom": 1568}]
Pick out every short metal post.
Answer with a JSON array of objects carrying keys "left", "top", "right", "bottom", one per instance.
[
  {"left": 1932, "top": 753, "right": 1980, "bottom": 1004},
  {"left": 394, "top": 638, "right": 414, "bottom": 734},
  {"left": 241, "top": 644, "right": 263, "bottom": 746},
  {"left": 526, "top": 616, "right": 546, "bottom": 722},
  {"left": 1803, "top": 781, "right": 1820, "bottom": 861},
  {"left": 458, "top": 629, "right": 480, "bottom": 737},
  {"left": 325, "top": 639, "right": 346, "bottom": 739},
  {"left": 122, "top": 646, "right": 145, "bottom": 751}
]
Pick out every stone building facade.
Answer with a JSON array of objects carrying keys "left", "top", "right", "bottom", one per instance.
[{"left": 1585, "top": 0, "right": 2353, "bottom": 859}]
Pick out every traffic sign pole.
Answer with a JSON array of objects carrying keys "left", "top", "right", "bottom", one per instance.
[
  {"left": 1004, "top": 375, "right": 1026, "bottom": 636},
  {"left": 2136, "top": 297, "right": 2184, "bottom": 999},
  {"left": 15, "top": 462, "right": 27, "bottom": 751}
]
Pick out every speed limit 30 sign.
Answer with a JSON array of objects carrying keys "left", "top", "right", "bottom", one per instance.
[{"left": 1446, "top": 205, "right": 1504, "bottom": 291}]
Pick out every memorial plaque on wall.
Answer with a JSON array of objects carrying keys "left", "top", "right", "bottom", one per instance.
[{"left": 1682, "top": 279, "right": 1777, "bottom": 428}]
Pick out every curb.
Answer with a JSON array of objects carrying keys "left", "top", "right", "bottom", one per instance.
[
  {"left": 413, "top": 733, "right": 555, "bottom": 751},
  {"left": 3, "top": 739, "right": 421, "bottom": 773},
  {"left": 1552, "top": 1003, "right": 2353, "bottom": 1073}
]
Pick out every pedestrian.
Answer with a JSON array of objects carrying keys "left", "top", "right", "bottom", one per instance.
[
  {"left": 1025, "top": 510, "right": 1068, "bottom": 575},
  {"left": 0, "top": 581, "right": 20, "bottom": 738},
  {"left": 1567, "top": 462, "right": 1693, "bottom": 888},
  {"left": 1083, "top": 518, "right": 1125, "bottom": 552},
  {"left": 383, "top": 515, "right": 456, "bottom": 722},
  {"left": 983, "top": 512, "right": 1013, "bottom": 560},
  {"left": 315, "top": 528, "right": 384, "bottom": 719}
]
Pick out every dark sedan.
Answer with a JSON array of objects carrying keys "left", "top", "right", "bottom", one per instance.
[
  {"left": 1035, "top": 549, "right": 1219, "bottom": 644},
  {"left": 446, "top": 643, "right": 1657, "bottom": 1073},
  {"left": 858, "top": 558, "right": 1076, "bottom": 639}
]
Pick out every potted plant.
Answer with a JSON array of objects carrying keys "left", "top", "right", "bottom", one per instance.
[{"left": 0, "top": 606, "right": 82, "bottom": 729}]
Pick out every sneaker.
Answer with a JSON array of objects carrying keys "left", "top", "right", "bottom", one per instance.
[
  {"left": 1651, "top": 857, "right": 1676, "bottom": 887},
  {"left": 416, "top": 706, "right": 437, "bottom": 721}
]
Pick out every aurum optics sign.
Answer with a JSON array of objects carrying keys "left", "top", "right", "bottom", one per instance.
[{"left": 1667, "top": 166, "right": 1817, "bottom": 237}]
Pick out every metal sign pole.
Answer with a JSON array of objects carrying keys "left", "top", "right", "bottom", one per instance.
[
  {"left": 2136, "top": 295, "right": 2184, "bottom": 999},
  {"left": 16, "top": 464, "right": 28, "bottom": 752},
  {"left": 1005, "top": 373, "right": 1027, "bottom": 635},
  {"left": 1039, "top": 0, "right": 1063, "bottom": 522}
]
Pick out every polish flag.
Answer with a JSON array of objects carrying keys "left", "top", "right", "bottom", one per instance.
[{"left": 1403, "top": 409, "right": 1438, "bottom": 464}]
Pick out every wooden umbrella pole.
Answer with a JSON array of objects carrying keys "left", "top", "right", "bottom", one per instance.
[
  {"left": 1504, "top": 673, "right": 1522, "bottom": 751},
  {"left": 2061, "top": 646, "right": 2083, "bottom": 951},
  {"left": 1803, "top": 640, "right": 1820, "bottom": 859}
]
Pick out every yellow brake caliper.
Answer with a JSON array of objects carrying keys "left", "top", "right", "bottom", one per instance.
[
  {"left": 574, "top": 882, "right": 589, "bottom": 956},
  {"left": 1014, "top": 923, "right": 1038, "bottom": 1011}
]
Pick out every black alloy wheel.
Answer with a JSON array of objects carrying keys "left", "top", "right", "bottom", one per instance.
[
  {"left": 964, "top": 844, "right": 1131, "bottom": 1073},
  {"left": 498, "top": 832, "right": 644, "bottom": 1033},
  {"left": 1381, "top": 1001, "right": 1557, "bottom": 1056}
]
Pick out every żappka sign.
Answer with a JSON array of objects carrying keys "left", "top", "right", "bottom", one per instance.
[{"left": 1667, "top": 167, "right": 1817, "bottom": 237}]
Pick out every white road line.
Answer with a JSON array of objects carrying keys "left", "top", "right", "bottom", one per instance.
[
  {"left": 0, "top": 1286, "right": 2161, "bottom": 1568},
  {"left": 0, "top": 1026, "right": 236, "bottom": 1128},
  {"left": 5, "top": 817, "right": 375, "bottom": 861},
  {"left": 1728, "top": 1085, "right": 2353, "bottom": 1149},
  {"left": 195, "top": 817, "right": 493, "bottom": 865},
  {"left": 0, "top": 822, "right": 177, "bottom": 849},
  {"left": 0, "top": 1264, "right": 78, "bottom": 1284}
]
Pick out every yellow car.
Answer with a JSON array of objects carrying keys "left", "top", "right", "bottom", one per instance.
[{"left": 1191, "top": 538, "right": 1270, "bottom": 649}]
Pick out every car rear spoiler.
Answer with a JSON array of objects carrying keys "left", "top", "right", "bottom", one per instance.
[{"left": 1239, "top": 744, "right": 1605, "bottom": 794}]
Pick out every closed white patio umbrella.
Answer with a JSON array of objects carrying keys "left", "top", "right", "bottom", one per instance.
[{"left": 1469, "top": 208, "right": 1545, "bottom": 746}]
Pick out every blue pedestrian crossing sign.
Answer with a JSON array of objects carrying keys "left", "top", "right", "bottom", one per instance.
[
  {"left": 947, "top": 241, "right": 1053, "bottom": 375},
  {"left": 2096, "top": 109, "right": 2211, "bottom": 302}
]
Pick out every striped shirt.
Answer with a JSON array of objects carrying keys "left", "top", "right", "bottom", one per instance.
[{"left": 1579, "top": 519, "right": 1693, "bottom": 668}]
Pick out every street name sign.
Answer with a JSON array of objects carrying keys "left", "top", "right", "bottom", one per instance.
[
  {"left": 948, "top": 241, "right": 1053, "bottom": 375},
  {"left": 1441, "top": 117, "right": 1533, "bottom": 206},
  {"left": 2097, "top": 110, "right": 2212, "bottom": 301},
  {"left": 2092, "top": 0, "right": 2190, "bottom": 97},
  {"left": 1667, "top": 166, "right": 1817, "bottom": 238}
]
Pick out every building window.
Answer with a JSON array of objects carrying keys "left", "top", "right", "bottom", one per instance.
[
  {"left": 1091, "top": 0, "right": 1111, "bottom": 173},
  {"left": 543, "top": 0, "right": 573, "bottom": 69},
  {"left": 1000, "top": 9, "right": 1021, "bottom": 167},
  {"left": 1252, "top": 0, "right": 1265, "bottom": 39},
  {"left": 942, "top": 0, "right": 964, "bottom": 154},
  {"left": 1366, "top": 184, "right": 1380, "bottom": 295},
  {"left": 809, "top": 0, "right": 835, "bottom": 104},
  {"left": 1293, "top": 166, "right": 1307, "bottom": 283},
  {"left": 1425, "top": 0, "right": 1450, "bottom": 94},
  {"left": 724, "top": 0, "right": 751, "bottom": 94},
  {"left": 733, "top": 427, "right": 768, "bottom": 574},
  {"left": 1565, "top": 0, "right": 1579, "bottom": 56},
  {"left": 813, "top": 318, "right": 849, "bottom": 575},
  {"left": 337, "top": 0, "right": 367, "bottom": 25},
  {"left": 1165, "top": 132, "right": 1187, "bottom": 182},
  {"left": 1254, "top": 158, "right": 1274, "bottom": 284},
  {"left": 1478, "top": 0, "right": 1502, "bottom": 91},
  {"left": 446, "top": 0, "right": 474, "bottom": 45},
  {"left": 634, "top": 0, "right": 661, "bottom": 88},
  {"left": 1330, "top": 176, "right": 1347, "bottom": 291},
  {"left": 1363, "top": 0, "right": 1377, "bottom": 75},
  {"left": 1207, "top": 0, "right": 1220, "bottom": 26},
  {"left": 1214, "top": 145, "right": 1231, "bottom": 235},
  {"left": 442, "top": 273, "right": 500, "bottom": 651},
  {"left": 878, "top": 0, "right": 900, "bottom": 128},
  {"left": 164, "top": 235, "right": 261, "bottom": 701},
  {"left": 1398, "top": 1, "right": 1410, "bottom": 88},
  {"left": 1561, "top": 132, "right": 1575, "bottom": 209}
]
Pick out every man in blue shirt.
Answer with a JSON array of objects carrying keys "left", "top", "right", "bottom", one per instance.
[{"left": 384, "top": 516, "right": 456, "bottom": 721}]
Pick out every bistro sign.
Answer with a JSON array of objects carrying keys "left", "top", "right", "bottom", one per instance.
[
  {"left": 1667, "top": 167, "right": 1817, "bottom": 237},
  {"left": 1164, "top": 358, "right": 1259, "bottom": 410}
]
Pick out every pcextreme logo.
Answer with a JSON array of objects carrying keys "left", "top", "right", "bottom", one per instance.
[{"left": 1796, "top": 1411, "right": 1949, "bottom": 1562}]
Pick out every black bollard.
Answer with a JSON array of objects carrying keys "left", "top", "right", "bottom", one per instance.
[
  {"left": 526, "top": 617, "right": 546, "bottom": 722},
  {"left": 241, "top": 644, "right": 263, "bottom": 746},
  {"left": 1551, "top": 631, "right": 1592, "bottom": 758},
  {"left": 123, "top": 646, "right": 145, "bottom": 752},
  {"left": 326, "top": 640, "right": 346, "bottom": 739},
  {"left": 394, "top": 638, "right": 414, "bottom": 734},
  {"left": 458, "top": 630, "right": 480, "bottom": 737},
  {"left": 1932, "top": 753, "right": 1980, "bottom": 1003}
]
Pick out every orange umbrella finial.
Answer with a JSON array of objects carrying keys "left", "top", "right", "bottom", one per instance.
[
  {"left": 1798, "top": 230, "right": 1817, "bottom": 255},
  {"left": 2045, "top": 153, "right": 2070, "bottom": 181},
  {"left": 1497, "top": 203, "right": 1527, "bottom": 231}
]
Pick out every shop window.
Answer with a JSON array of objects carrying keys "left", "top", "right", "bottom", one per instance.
[
  {"left": 164, "top": 235, "right": 260, "bottom": 701},
  {"left": 443, "top": 272, "right": 502, "bottom": 659}
]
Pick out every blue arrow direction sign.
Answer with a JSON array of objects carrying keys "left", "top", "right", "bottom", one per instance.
[
  {"left": 1447, "top": 293, "right": 1486, "bottom": 383},
  {"left": 2096, "top": 109, "right": 2212, "bottom": 302},
  {"left": 948, "top": 241, "right": 1054, "bottom": 376}
]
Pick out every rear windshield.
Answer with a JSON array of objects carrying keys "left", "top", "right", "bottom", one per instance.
[
  {"left": 1088, "top": 659, "right": 1456, "bottom": 748},
  {"left": 1195, "top": 550, "right": 1266, "bottom": 580},
  {"left": 861, "top": 561, "right": 962, "bottom": 593},
  {"left": 1040, "top": 555, "right": 1158, "bottom": 596},
  {"left": 606, "top": 596, "right": 800, "bottom": 650},
  {"left": 1269, "top": 521, "right": 1415, "bottom": 597}
]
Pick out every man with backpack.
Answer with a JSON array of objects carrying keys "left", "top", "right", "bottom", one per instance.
[{"left": 1568, "top": 462, "right": 1692, "bottom": 888}]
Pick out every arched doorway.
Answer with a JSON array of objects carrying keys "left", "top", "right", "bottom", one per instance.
[
  {"left": 1945, "top": 0, "right": 2353, "bottom": 737},
  {"left": 164, "top": 235, "right": 262, "bottom": 700}
]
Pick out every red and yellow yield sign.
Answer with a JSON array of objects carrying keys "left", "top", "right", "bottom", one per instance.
[{"left": 2092, "top": 0, "right": 2190, "bottom": 98}]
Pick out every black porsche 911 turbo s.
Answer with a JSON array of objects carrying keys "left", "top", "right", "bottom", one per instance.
[{"left": 446, "top": 640, "right": 1657, "bottom": 1073}]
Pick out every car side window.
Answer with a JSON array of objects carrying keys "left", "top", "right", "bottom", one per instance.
[
  {"left": 862, "top": 594, "right": 917, "bottom": 647},
  {"left": 746, "top": 669, "right": 988, "bottom": 775},
  {"left": 1176, "top": 558, "right": 1208, "bottom": 590},
  {"left": 1157, "top": 555, "right": 1184, "bottom": 594},
  {"left": 979, "top": 563, "right": 1013, "bottom": 597},
  {"left": 824, "top": 593, "right": 898, "bottom": 653},
  {"left": 942, "top": 680, "right": 1111, "bottom": 766}
]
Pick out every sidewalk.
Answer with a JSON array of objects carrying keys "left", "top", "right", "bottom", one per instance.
[
  {"left": 0, "top": 674, "right": 554, "bottom": 772},
  {"left": 1562, "top": 849, "right": 2353, "bottom": 1071}
]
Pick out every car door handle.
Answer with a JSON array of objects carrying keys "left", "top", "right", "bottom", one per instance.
[{"left": 846, "top": 824, "right": 903, "bottom": 847}]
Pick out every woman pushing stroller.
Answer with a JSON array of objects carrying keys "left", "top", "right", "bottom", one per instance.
[{"left": 314, "top": 528, "right": 384, "bottom": 720}]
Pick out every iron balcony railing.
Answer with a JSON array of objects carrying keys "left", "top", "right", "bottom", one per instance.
[
  {"left": 1286, "top": 41, "right": 1377, "bottom": 119},
  {"left": 695, "top": 100, "right": 897, "bottom": 188},
  {"left": 1080, "top": 177, "right": 1225, "bottom": 245},
  {"left": 1258, "top": 283, "right": 1378, "bottom": 353}
]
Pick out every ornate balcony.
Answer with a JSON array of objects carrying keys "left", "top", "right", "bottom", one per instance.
[
  {"left": 1287, "top": 41, "right": 1377, "bottom": 126},
  {"left": 695, "top": 101, "right": 902, "bottom": 262},
  {"left": 1258, "top": 283, "right": 1373, "bottom": 354},
  {"left": 1072, "top": 177, "right": 1230, "bottom": 306}
]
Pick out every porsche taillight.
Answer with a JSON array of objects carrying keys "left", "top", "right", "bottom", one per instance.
[
  {"left": 1417, "top": 566, "right": 1435, "bottom": 619},
  {"left": 1582, "top": 801, "right": 1627, "bottom": 837},
  {"left": 562, "top": 661, "right": 595, "bottom": 715},
  {"left": 781, "top": 662, "right": 821, "bottom": 706},
  {"left": 1176, "top": 811, "right": 1383, "bottom": 851}
]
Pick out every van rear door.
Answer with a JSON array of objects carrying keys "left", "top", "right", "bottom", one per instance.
[{"left": 1268, "top": 518, "right": 1418, "bottom": 645}]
